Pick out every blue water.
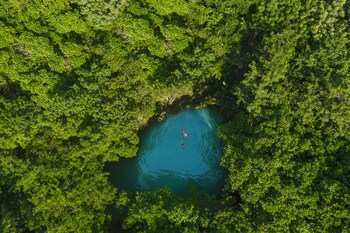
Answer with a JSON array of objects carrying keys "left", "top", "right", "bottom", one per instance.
[{"left": 106, "top": 108, "right": 225, "bottom": 194}]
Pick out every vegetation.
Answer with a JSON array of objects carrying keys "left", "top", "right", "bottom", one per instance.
[{"left": 0, "top": 0, "right": 349, "bottom": 232}]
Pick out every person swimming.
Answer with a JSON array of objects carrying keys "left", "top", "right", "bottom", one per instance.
[{"left": 180, "top": 129, "right": 189, "bottom": 138}]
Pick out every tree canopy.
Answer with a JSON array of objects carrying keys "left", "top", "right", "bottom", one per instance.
[{"left": 0, "top": 0, "right": 349, "bottom": 232}]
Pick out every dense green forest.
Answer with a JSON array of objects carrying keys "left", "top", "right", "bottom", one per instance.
[{"left": 0, "top": 0, "right": 349, "bottom": 232}]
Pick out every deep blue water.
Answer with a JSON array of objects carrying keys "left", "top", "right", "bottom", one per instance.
[{"left": 106, "top": 108, "right": 225, "bottom": 194}]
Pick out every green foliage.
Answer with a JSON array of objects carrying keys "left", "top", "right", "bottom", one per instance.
[
  {"left": 0, "top": 0, "right": 349, "bottom": 232},
  {"left": 0, "top": 150, "right": 116, "bottom": 233},
  {"left": 120, "top": 189, "right": 219, "bottom": 233},
  {"left": 217, "top": 0, "right": 350, "bottom": 231},
  {"left": 109, "top": 0, "right": 232, "bottom": 85},
  {"left": 71, "top": 0, "right": 129, "bottom": 29},
  {"left": 0, "top": 0, "right": 156, "bottom": 231}
]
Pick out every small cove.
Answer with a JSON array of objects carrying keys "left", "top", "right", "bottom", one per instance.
[{"left": 106, "top": 108, "right": 226, "bottom": 194}]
